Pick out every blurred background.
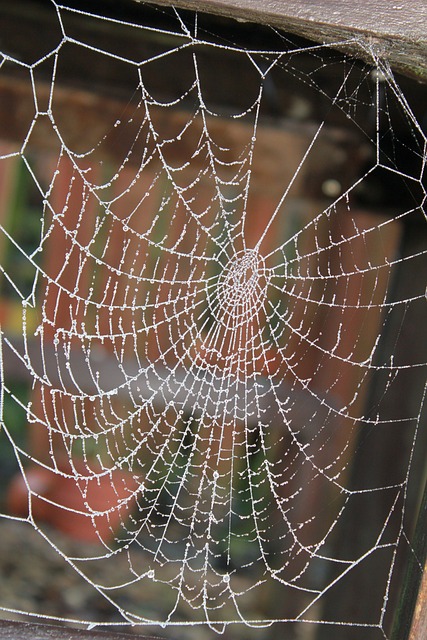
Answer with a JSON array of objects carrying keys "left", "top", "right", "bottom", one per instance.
[{"left": 0, "top": 2, "right": 426, "bottom": 639}]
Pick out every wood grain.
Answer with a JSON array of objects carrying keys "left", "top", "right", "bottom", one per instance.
[
  {"left": 0, "top": 620, "right": 159, "bottom": 640},
  {"left": 144, "top": 0, "right": 427, "bottom": 80}
]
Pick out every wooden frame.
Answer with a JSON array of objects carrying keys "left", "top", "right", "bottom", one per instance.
[
  {"left": 0, "top": 620, "right": 157, "bottom": 640},
  {"left": 0, "top": 1, "right": 426, "bottom": 639}
]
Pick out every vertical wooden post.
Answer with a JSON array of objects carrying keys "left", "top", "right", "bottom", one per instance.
[
  {"left": 409, "top": 561, "right": 427, "bottom": 639},
  {"left": 392, "top": 473, "right": 427, "bottom": 639},
  {"left": 315, "top": 218, "right": 427, "bottom": 639}
]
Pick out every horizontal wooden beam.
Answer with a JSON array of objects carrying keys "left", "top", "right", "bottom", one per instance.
[
  {"left": 1, "top": 1, "right": 425, "bottom": 157},
  {"left": 392, "top": 470, "right": 427, "bottom": 639},
  {"left": 0, "top": 0, "right": 374, "bottom": 124},
  {"left": 145, "top": 0, "right": 427, "bottom": 81},
  {"left": 0, "top": 619, "right": 157, "bottom": 640}
]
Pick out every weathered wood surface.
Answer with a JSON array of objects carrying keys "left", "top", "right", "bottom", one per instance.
[
  {"left": 1, "top": 0, "right": 427, "bottom": 82},
  {"left": 145, "top": 0, "right": 427, "bottom": 80},
  {"left": 315, "top": 222, "right": 427, "bottom": 640},
  {"left": 410, "top": 560, "right": 427, "bottom": 640},
  {"left": 1, "top": 0, "right": 425, "bottom": 162},
  {"left": 392, "top": 473, "right": 427, "bottom": 640},
  {"left": 0, "top": 620, "right": 158, "bottom": 640}
]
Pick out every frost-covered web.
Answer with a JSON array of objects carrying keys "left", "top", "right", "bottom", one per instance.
[{"left": 0, "top": 1, "right": 426, "bottom": 638}]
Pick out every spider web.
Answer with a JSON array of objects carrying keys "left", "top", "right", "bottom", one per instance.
[{"left": 0, "top": 2, "right": 426, "bottom": 638}]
